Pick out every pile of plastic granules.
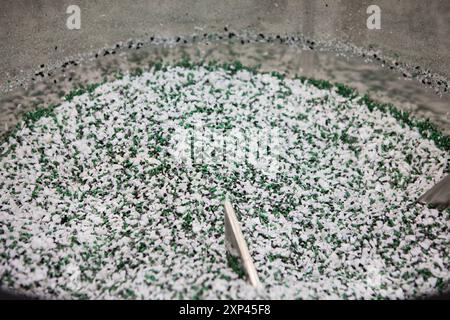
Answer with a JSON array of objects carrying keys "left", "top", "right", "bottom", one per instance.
[{"left": 0, "top": 62, "right": 448, "bottom": 299}]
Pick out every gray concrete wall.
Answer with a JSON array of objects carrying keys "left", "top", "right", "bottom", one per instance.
[{"left": 0, "top": 0, "right": 449, "bottom": 86}]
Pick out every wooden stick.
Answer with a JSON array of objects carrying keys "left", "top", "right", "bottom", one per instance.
[
  {"left": 418, "top": 174, "right": 450, "bottom": 210},
  {"left": 224, "top": 200, "right": 261, "bottom": 288}
]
